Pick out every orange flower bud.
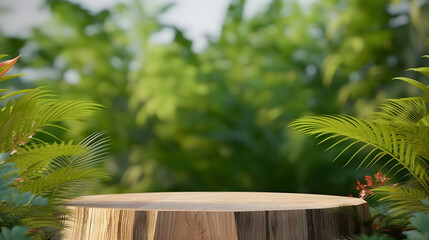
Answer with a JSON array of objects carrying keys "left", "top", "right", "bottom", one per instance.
[
  {"left": 15, "top": 178, "right": 24, "bottom": 183},
  {"left": 0, "top": 55, "right": 21, "bottom": 77}
]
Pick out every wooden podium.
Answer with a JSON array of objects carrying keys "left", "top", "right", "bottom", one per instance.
[{"left": 63, "top": 192, "right": 369, "bottom": 240}]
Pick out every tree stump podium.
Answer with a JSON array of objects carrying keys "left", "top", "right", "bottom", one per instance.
[{"left": 63, "top": 192, "right": 369, "bottom": 240}]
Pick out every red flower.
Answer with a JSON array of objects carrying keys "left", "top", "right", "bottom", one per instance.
[
  {"left": 356, "top": 180, "right": 371, "bottom": 199},
  {"left": 0, "top": 55, "right": 21, "bottom": 77},
  {"left": 356, "top": 180, "right": 365, "bottom": 190},
  {"left": 365, "top": 175, "right": 373, "bottom": 186},
  {"left": 354, "top": 172, "right": 392, "bottom": 199},
  {"left": 12, "top": 177, "right": 24, "bottom": 187},
  {"left": 374, "top": 171, "right": 390, "bottom": 185}
]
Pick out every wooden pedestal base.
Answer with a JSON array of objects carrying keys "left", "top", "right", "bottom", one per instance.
[{"left": 63, "top": 192, "right": 369, "bottom": 240}]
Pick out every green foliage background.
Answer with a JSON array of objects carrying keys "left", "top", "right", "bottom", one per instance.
[{"left": 1, "top": 0, "right": 428, "bottom": 195}]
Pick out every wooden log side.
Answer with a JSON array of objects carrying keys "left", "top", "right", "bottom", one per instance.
[{"left": 62, "top": 192, "right": 369, "bottom": 240}]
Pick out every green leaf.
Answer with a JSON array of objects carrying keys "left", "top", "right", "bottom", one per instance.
[
  {"left": 0, "top": 153, "right": 10, "bottom": 164},
  {"left": 393, "top": 77, "right": 429, "bottom": 95},
  {"left": 9, "top": 141, "right": 87, "bottom": 176},
  {"left": 20, "top": 167, "right": 108, "bottom": 201},
  {"left": 291, "top": 108, "right": 429, "bottom": 193},
  {"left": 404, "top": 212, "right": 429, "bottom": 240},
  {"left": 0, "top": 89, "right": 37, "bottom": 101},
  {"left": 49, "top": 132, "right": 110, "bottom": 170},
  {"left": 371, "top": 186, "right": 429, "bottom": 218},
  {"left": 322, "top": 54, "right": 342, "bottom": 87},
  {"left": 0, "top": 74, "right": 25, "bottom": 83},
  {"left": 408, "top": 67, "right": 429, "bottom": 78},
  {"left": 0, "top": 226, "right": 31, "bottom": 240},
  {"left": 0, "top": 162, "right": 18, "bottom": 179}
]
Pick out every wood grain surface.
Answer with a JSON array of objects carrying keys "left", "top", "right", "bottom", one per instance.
[{"left": 62, "top": 192, "right": 370, "bottom": 240}]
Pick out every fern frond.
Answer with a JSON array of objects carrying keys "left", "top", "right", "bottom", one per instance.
[
  {"left": 393, "top": 77, "right": 429, "bottom": 95},
  {"left": 49, "top": 132, "right": 110, "bottom": 171},
  {"left": 0, "top": 89, "right": 102, "bottom": 153},
  {"left": 374, "top": 99, "right": 429, "bottom": 125},
  {"left": 0, "top": 54, "right": 107, "bottom": 238},
  {"left": 0, "top": 162, "right": 61, "bottom": 231},
  {"left": 12, "top": 133, "right": 110, "bottom": 202},
  {"left": 290, "top": 115, "right": 429, "bottom": 191},
  {"left": 408, "top": 67, "right": 429, "bottom": 78},
  {"left": 0, "top": 89, "right": 38, "bottom": 102},
  {"left": 371, "top": 99, "right": 429, "bottom": 161},
  {"left": 0, "top": 203, "right": 63, "bottom": 229},
  {"left": 20, "top": 167, "right": 108, "bottom": 202},
  {"left": 0, "top": 74, "right": 25, "bottom": 83},
  {"left": 7, "top": 142, "right": 86, "bottom": 177},
  {"left": 36, "top": 100, "right": 102, "bottom": 124},
  {"left": 342, "top": 234, "right": 388, "bottom": 240},
  {"left": 371, "top": 185, "right": 429, "bottom": 218}
]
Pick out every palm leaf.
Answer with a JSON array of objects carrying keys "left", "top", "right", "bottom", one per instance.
[
  {"left": 290, "top": 115, "right": 429, "bottom": 191},
  {"left": 48, "top": 132, "right": 110, "bottom": 171},
  {"left": 393, "top": 77, "right": 429, "bottom": 95},
  {"left": 371, "top": 185, "right": 429, "bottom": 218},
  {"left": 371, "top": 101, "right": 429, "bottom": 161},
  {"left": 0, "top": 89, "right": 101, "bottom": 153},
  {"left": 36, "top": 99, "right": 102, "bottom": 124},
  {"left": 374, "top": 99, "right": 429, "bottom": 124},
  {"left": 0, "top": 89, "right": 37, "bottom": 102},
  {"left": 17, "top": 133, "right": 110, "bottom": 202},
  {"left": 408, "top": 67, "right": 429, "bottom": 78},
  {"left": 7, "top": 141, "right": 86, "bottom": 177},
  {"left": 0, "top": 74, "right": 26, "bottom": 83},
  {"left": 0, "top": 54, "right": 107, "bottom": 238},
  {"left": 290, "top": 69, "right": 429, "bottom": 223},
  {"left": 20, "top": 167, "right": 108, "bottom": 202}
]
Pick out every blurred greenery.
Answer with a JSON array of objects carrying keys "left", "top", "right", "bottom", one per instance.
[{"left": 0, "top": 0, "right": 428, "bottom": 195}]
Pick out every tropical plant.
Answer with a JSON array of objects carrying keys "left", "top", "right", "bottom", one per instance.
[
  {"left": 291, "top": 57, "right": 429, "bottom": 237},
  {"left": 0, "top": 54, "right": 109, "bottom": 239},
  {"left": 1, "top": 0, "right": 426, "bottom": 195},
  {"left": 0, "top": 162, "right": 55, "bottom": 240},
  {"left": 404, "top": 212, "right": 429, "bottom": 240}
]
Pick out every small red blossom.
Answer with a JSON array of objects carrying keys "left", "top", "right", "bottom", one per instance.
[
  {"left": 365, "top": 175, "right": 373, "bottom": 186},
  {"left": 15, "top": 178, "right": 24, "bottom": 183},
  {"left": 356, "top": 180, "right": 365, "bottom": 190},
  {"left": 374, "top": 171, "right": 390, "bottom": 185},
  {"left": 12, "top": 177, "right": 25, "bottom": 187},
  {"left": 353, "top": 172, "right": 393, "bottom": 199}
]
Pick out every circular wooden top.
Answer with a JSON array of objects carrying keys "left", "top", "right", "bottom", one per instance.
[{"left": 66, "top": 192, "right": 366, "bottom": 211}]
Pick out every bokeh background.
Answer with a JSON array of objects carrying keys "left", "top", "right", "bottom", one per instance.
[{"left": 1, "top": 0, "right": 428, "bottom": 195}]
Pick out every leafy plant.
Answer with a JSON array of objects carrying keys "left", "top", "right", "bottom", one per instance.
[
  {"left": 3, "top": 0, "right": 427, "bottom": 195},
  {"left": 0, "top": 162, "right": 55, "bottom": 240},
  {"left": 404, "top": 212, "right": 429, "bottom": 240},
  {"left": 0, "top": 54, "right": 109, "bottom": 238},
  {"left": 291, "top": 57, "right": 429, "bottom": 237}
]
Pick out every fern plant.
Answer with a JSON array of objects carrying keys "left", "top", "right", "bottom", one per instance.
[
  {"left": 291, "top": 56, "right": 429, "bottom": 234},
  {"left": 0, "top": 162, "right": 56, "bottom": 240},
  {"left": 0, "top": 54, "right": 109, "bottom": 239}
]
